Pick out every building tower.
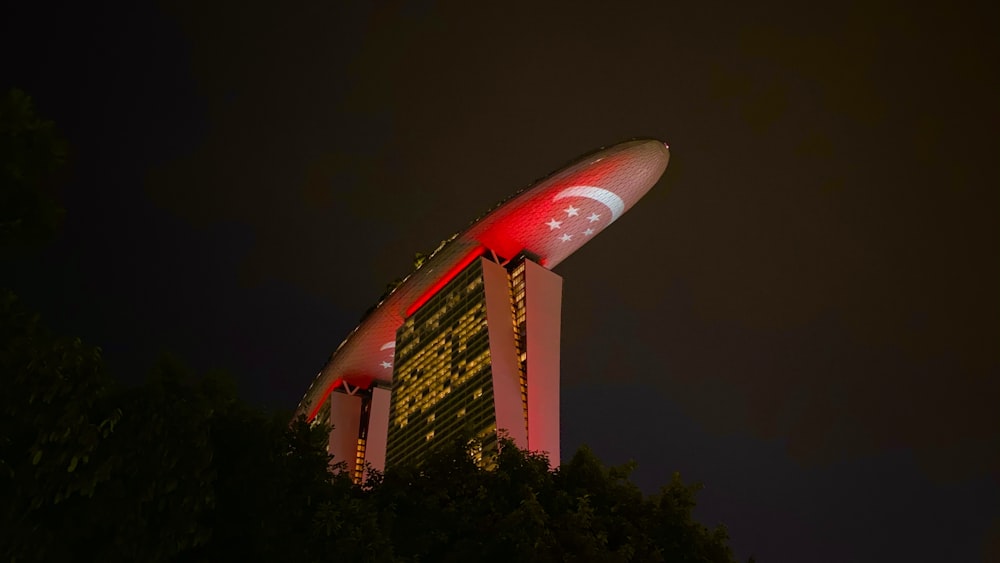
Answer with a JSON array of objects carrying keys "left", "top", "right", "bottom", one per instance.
[
  {"left": 295, "top": 139, "right": 670, "bottom": 479},
  {"left": 386, "top": 253, "right": 561, "bottom": 468}
]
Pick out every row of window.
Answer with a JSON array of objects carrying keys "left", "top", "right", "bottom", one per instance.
[{"left": 386, "top": 259, "right": 496, "bottom": 467}]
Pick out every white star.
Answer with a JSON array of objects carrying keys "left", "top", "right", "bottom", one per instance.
[
  {"left": 546, "top": 218, "right": 563, "bottom": 230},
  {"left": 583, "top": 228, "right": 594, "bottom": 236},
  {"left": 587, "top": 212, "right": 601, "bottom": 223},
  {"left": 564, "top": 205, "right": 579, "bottom": 217},
  {"left": 559, "top": 233, "right": 573, "bottom": 242},
  {"left": 380, "top": 361, "right": 392, "bottom": 369}
]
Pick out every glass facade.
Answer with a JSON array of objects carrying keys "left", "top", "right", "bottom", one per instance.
[
  {"left": 384, "top": 252, "right": 554, "bottom": 470},
  {"left": 508, "top": 258, "right": 529, "bottom": 436},
  {"left": 354, "top": 395, "right": 371, "bottom": 481},
  {"left": 386, "top": 258, "right": 500, "bottom": 468}
]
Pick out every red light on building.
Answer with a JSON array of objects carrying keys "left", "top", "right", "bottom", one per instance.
[{"left": 404, "top": 245, "right": 484, "bottom": 318}]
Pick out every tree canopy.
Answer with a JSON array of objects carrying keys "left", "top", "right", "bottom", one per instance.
[
  {"left": 1, "top": 314, "right": 738, "bottom": 561},
  {"left": 1, "top": 332, "right": 737, "bottom": 562}
]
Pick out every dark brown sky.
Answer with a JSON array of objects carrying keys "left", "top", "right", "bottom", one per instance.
[{"left": 4, "top": 1, "right": 998, "bottom": 561}]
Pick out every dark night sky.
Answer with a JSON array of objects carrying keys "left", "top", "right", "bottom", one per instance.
[{"left": 3, "top": 1, "right": 999, "bottom": 561}]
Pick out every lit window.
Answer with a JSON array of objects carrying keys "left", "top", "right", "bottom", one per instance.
[{"left": 426, "top": 430, "right": 435, "bottom": 441}]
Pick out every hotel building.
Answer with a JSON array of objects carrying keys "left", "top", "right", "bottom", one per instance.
[{"left": 296, "top": 139, "right": 670, "bottom": 480}]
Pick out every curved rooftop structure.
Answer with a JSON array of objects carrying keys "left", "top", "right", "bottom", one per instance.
[{"left": 296, "top": 139, "right": 670, "bottom": 421}]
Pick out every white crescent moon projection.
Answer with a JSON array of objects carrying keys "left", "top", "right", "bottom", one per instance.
[{"left": 552, "top": 185, "right": 626, "bottom": 222}]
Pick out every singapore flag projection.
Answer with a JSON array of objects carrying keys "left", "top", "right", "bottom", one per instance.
[
  {"left": 549, "top": 186, "right": 624, "bottom": 242},
  {"left": 296, "top": 139, "right": 670, "bottom": 479}
]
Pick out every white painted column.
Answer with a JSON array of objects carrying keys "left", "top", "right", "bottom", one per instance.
[
  {"left": 524, "top": 260, "right": 562, "bottom": 467},
  {"left": 328, "top": 390, "right": 362, "bottom": 470},
  {"left": 482, "top": 258, "right": 529, "bottom": 449}
]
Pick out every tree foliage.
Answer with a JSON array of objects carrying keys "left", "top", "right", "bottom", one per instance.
[
  {"left": 0, "top": 290, "right": 119, "bottom": 561},
  {"left": 0, "top": 89, "right": 66, "bottom": 249},
  {"left": 2, "top": 325, "right": 739, "bottom": 562},
  {"left": 364, "top": 438, "right": 736, "bottom": 562}
]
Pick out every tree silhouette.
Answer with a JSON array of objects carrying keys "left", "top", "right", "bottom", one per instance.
[{"left": 0, "top": 88, "right": 66, "bottom": 250}]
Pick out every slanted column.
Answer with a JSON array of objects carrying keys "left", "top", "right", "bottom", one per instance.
[
  {"left": 327, "top": 389, "right": 362, "bottom": 470},
  {"left": 364, "top": 386, "right": 391, "bottom": 473},
  {"left": 482, "top": 258, "right": 529, "bottom": 449},
  {"left": 524, "top": 260, "right": 562, "bottom": 467}
]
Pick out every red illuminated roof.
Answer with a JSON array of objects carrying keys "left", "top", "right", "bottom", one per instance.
[{"left": 298, "top": 139, "right": 670, "bottom": 420}]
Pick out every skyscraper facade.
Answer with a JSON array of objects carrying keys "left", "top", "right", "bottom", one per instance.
[
  {"left": 385, "top": 253, "right": 561, "bottom": 469},
  {"left": 295, "top": 139, "right": 670, "bottom": 479}
]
